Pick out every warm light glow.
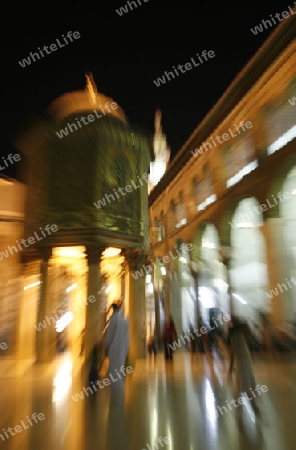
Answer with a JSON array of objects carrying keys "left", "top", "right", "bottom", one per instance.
[
  {"left": 179, "top": 257, "right": 187, "bottom": 263},
  {"left": 267, "top": 125, "right": 296, "bottom": 155},
  {"left": 146, "top": 274, "right": 152, "bottom": 283},
  {"left": 54, "top": 246, "right": 85, "bottom": 259},
  {"left": 0, "top": 177, "right": 14, "bottom": 185},
  {"left": 52, "top": 359, "right": 72, "bottom": 403},
  {"left": 56, "top": 312, "right": 74, "bottom": 332},
  {"left": 103, "top": 247, "right": 122, "bottom": 258},
  {"left": 24, "top": 281, "right": 41, "bottom": 291},
  {"left": 161, "top": 267, "right": 166, "bottom": 275}
]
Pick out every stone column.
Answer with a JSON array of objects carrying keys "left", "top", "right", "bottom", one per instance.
[
  {"left": 36, "top": 247, "right": 54, "bottom": 363},
  {"left": 164, "top": 268, "right": 172, "bottom": 322},
  {"left": 219, "top": 245, "right": 234, "bottom": 318},
  {"left": 15, "top": 259, "right": 35, "bottom": 371},
  {"left": 153, "top": 275, "right": 162, "bottom": 349},
  {"left": 261, "top": 219, "right": 288, "bottom": 325},
  {"left": 124, "top": 248, "right": 147, "bottom": 364},
  {"left": 170, "top": 270, "right": 182, "bottom": 334},
  {"left": 223, "top": 256, "right": 234, "bottom": 318},
  {"left": 191, "top": 270, "right": 201, "bottom": 327},
  {"left": 84, "top": 245, "right": 105, "bottom": 364}
]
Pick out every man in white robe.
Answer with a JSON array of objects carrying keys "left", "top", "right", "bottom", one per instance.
[{"left": 105, "top": 303, "right": 129, "bottom": 379}]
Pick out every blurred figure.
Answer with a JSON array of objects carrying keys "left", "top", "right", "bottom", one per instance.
[
  {"left": 189, "top": 324, "right": 198, "bottom": 353},
  {"left": 88, "top": 342, "right": 100, "bottom": 387},
  {"left": 162, "top": 315, "right": 178, "bottom": 360},
  {"left": 228, "top": 318, "right": 259, "bottom": 414},
  {"left": 147, "top": 326, "right": 157, "bottom": 355},
  {"left": 105, "top": 303, "right": 129, "bottom": 378},
  {"left": 80, "top": 327, "right": 85, "bottom": 357}
]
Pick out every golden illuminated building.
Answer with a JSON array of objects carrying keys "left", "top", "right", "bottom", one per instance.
[
  {"left": 0, "top": 12, "right": 295, "bottom": 374},
  {"left": 149, "top": 14, "right": 296, "bottom": 339}
]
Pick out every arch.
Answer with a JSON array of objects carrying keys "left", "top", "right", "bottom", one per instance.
[
  {"left": 279, "top": 163, "right": 296, "bottom": 317},
  {"left": 265, "top": 95, "right": 296, "bottom": 157},
  {"left": 159, "top": 210, "right": 165, "bottom": 240},
  {"left": 152, "top": 217, "right": 160, "bottom": 243},
  {"left": 229, "top": 197, "right": 269, "bottom": 322},
  {"left": 176, "top": 190, "right": 186, "bottom": 228},
  {"left": 217, "top": 194, "right": 261, "bottom": 247},
  {"left": 191, "top": 221, "right": 212, "bottom": 262},
  {"left": 197, "top": 223, "right": 227, "bottom": 318},
  {"left": 265, "top": 154, "right": 296, "bottom": 219},
  {"left": 192, "top": 177, "right": 200, "bottom": 206},
  {"left": 167, "top": 199, "right": 177, "bottom": 234}
]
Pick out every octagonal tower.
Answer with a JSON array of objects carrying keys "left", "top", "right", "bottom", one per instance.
[{"left": 14, "top": 74, "right": 153, "bottom": 365}]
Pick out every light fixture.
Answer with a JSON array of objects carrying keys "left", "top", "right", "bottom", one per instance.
[
  {"left": 161, "top": 267, "right": 166, "bottom": 275},
  {"left": 55, "top": 312, "right": 74, "bottom": 332},
  {"left": 66, "top": 283, "right": 78, "bottom": 293},
  {"left": 105, "top": 284, "right": 113, "bottom": 293},
  {"left": 202, "top": 242, "right": 215, "bottom": 249},
  {"left": 226, "top": 160, "right": 258, "bottom": 188},
  {"left": 233, "top": 293, "right": 247, "bottom": 304},
  {"left": 54, "top": 246, "right": 85, "bottom": 258},
  {"left": 235, "top": 222, "right": 254, "bottom": 228},
  {"left": 267, "top": 125, "right": 296, "bottom": 155},
  {"left": 197, "top": 194, "right": 217, "bottom": 211},
  {"left": 24, "top": 281, "right": 41, "bottom": 291}
]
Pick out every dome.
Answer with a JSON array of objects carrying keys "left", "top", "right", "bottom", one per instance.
[{"left": 47, "top": 72, "right": 127, "bottom": 124}]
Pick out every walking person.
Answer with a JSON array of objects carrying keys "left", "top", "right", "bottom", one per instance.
[
  {"left": 147, "top": 325, "right": 157, "bottom": 356},
  {"left": 228, "top": 318, "right": 259, "bottom": 414},
  {"left": 162, "top": 315, "right": 178, "bottom": 360},
  {"left": 105, "top": 303, "right": 129, "bottom": 379}
]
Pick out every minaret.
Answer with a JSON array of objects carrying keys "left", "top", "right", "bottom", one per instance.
[
  {"left": 155, "top": 109, "right": 162, "bottom": 134},
  {"left": 148, "top": 109, "right": 170, "bottom": 193},
  {"left": 85, "top": 71, "right": 98, "bottom": 104}
]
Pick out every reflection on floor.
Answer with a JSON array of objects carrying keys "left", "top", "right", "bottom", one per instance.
[{"left": 0, "top": 350, "right": 296, "bottom": 450}]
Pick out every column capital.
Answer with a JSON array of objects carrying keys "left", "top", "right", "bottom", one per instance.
[
  {"left": 123, "top": 248, "right": 147, "bottom": 272},
  {"left": 84, "top": 245, "right": 105, "bottom": 265}
]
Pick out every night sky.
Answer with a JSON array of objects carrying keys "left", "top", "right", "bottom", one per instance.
[{"left": 1, "top": 1, "right": 294, "bottom": 178}]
